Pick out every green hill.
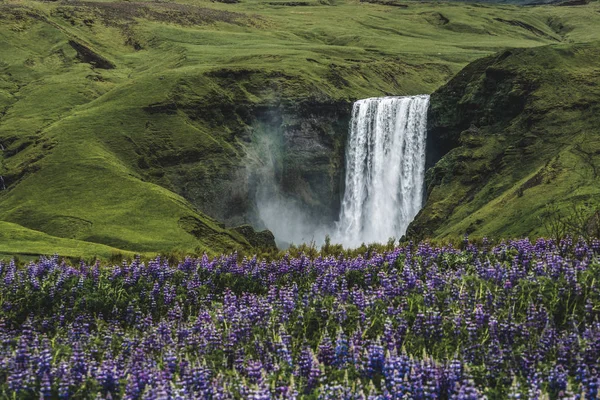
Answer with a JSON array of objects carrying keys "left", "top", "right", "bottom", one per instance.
[
  {"left": 410, "top": 42, "right": 600, "bottom": 240},
  {"left": 1, "top": 0, "right": 600, "bottom": 256}
]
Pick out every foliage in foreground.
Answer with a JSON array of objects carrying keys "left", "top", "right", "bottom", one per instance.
[{"left": 0, "top": 237, "right": 599, "bottom": 399}]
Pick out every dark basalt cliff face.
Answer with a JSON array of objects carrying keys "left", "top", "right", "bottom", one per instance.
[
  {"left": 139, "top": 78, "right": 352, "bottom": 237},
  {"left": 178, "top": 100, "right": 351, "bottom": 230},
  {"left": 410, "top": 43, "right": 600, "bottom": 240},
  {"left": 248, "top": 102, "right": 350, "bottom": 224}
]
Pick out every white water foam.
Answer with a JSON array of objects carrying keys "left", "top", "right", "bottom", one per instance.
[{"left": 334, "top": 95, "right": 430, "bottom": 247}]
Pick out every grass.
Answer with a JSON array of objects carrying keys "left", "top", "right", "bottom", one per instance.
[
  {"left": 411, "top": 42, "right": 600, "bottom": 241},
  {"left": 0, "top": 220, "right": 135, "bottom": 259},
  {"left": 1, "top": 0, "right": 600, "bottom": 256}
]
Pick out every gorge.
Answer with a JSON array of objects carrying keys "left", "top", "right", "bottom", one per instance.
[{"left": 251, "top": 44, "right": 600, "bottom": 246}]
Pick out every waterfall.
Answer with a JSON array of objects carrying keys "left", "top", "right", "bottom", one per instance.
[{"left": 335, "top": 95, "right": 430, "bottom": 247}]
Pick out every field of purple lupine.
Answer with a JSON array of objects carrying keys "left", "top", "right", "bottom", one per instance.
[{"left": 1, "top": 238, "right": 599, "bottom": 399}]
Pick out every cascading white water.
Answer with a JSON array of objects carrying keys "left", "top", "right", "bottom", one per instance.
[{"left": 335, "top": 95, "right": 430, "bottom": 247}]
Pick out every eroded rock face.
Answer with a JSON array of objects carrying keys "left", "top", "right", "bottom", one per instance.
[
  {"left": 157, "top": 100, "right": 351, "bottom": 236},
  {"left": 251, "top": 102, "right": 351, "bottom": 225},
  {"left": 244, "top": 102, "right": 351, "bottom": 246},
  {"left": 409, "top": 50, "right": 539, "bottom": 239},
  {"left": 232, "top": 225, "right": 277, "bottom": 249}
]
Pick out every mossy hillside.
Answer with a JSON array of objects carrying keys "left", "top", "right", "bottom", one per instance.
[
  {"left": 0, "top": 221, "right": 137, "bottom": 260},
  {"left": 0, "top": 5, "right": 261, "bottom": 255},
  {"left": 410, "top": 42, "right": 600, "bottom": 240},
  {"left": 1, "top": 1, "right": 600, "bottom": 256}
]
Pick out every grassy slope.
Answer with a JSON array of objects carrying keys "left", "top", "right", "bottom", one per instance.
[
  {"left": 0, "top": 221, "right": 135, "bottom": 259},
  {"left": 410, "top": 42, "right": 600, "bottom": 240},
  {"left": 1, "top": 0, "right": 600, "bottom": 256}
]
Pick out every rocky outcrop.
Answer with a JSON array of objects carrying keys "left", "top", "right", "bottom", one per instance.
[
  {"left": 185, "top": 100, "right": 351, "bottom": 230},
  {"left": 250, "top": 101, "right": 351, "bottom": 223},
  {"left": 232, "top": 225, "right": 277, "bottom": 249},
  {"left": 424, "top": 50, "right": 536, "bottom": 172},
  {"left": 139, "top": 82, "right": 352, "bottom": 236},
  {"left": 68, "top": 40, "right": 116, "bottom": 69}
]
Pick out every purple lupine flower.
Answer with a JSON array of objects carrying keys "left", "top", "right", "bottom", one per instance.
[
  {"left": 246, "top": 359, "right": 264, "bottom": 384},
  {"left": 97, "top": 355, "right": 121, "bottom": 396},
  {"left": 298, "top": 347, "right": 313, "bottom": 378},
  {"left": 451, "top": 379, "right": 481, "bottom": 400},
  {"left": 318, "top": 334, "right": 335, "bottom": 367},
  {"left": 307, "top": 354, "right": 322, "bottom": 391},
  {"left": 365, "top": 344, "right": 385, "bottom": 378},
  {"left": 548, "top": 365, "right": 568, "bottom": 396},
  {"left": 40, "top": 372, "right": 52, "bottom": 399},
  {"left": 334, "top": 331, "right": 350, "bottom": 368}
]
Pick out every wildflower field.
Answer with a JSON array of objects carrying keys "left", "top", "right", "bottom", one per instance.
[{"left": 1, "top": 238, "right": 599, "bottom": 399}]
